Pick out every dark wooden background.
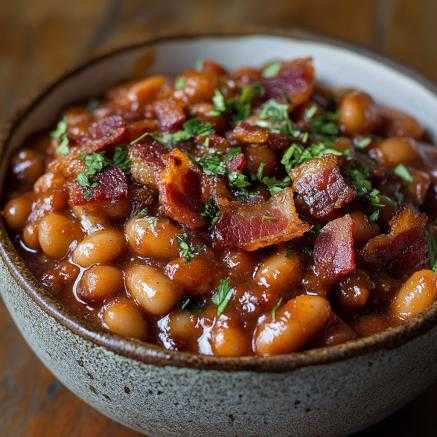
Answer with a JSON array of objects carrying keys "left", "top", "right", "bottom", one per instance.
[{"left": 1, "top": 1, "right": 436, "bottom": 435}]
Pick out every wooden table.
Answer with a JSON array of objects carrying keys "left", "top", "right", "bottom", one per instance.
[{"left": 1, "top": 1, "right": 436, "bottom": 435}]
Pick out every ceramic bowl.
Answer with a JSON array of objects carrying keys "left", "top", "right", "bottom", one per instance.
[{"left": 1, "top": 30, "right": 437, "bottom": 437}]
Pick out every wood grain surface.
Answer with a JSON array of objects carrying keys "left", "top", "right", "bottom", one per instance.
[{"left": 1, "top": 1, "right": 436, "bottom": 435}]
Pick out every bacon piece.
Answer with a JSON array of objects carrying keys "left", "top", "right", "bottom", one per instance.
[
  {"left": 68, "top": 166, "right": 128, "bottom": 206},
  {"left": 361, "top": 206, "right": 428, "bottom": 273},
  {"left": 201, "top": 175, "right": 232, "bottom": 208},
  {"left": 262, "top": 58, "right": 315, "bottom": 106},
  {"left": 232, "top": 122, "right": 269, "bottom": 144},
  {"left": 267, "top": 132, "right": 289, "bottom": 151},
  {"left": 292, "top": 155, "right": 356, "bottom": 221},
  {"left": 77, "top": 115, "right": 127, "bottom": 153},
  {"left": 226, "top": 152, "right": 246, "bottom": 172},
  {"left": 154, "top": 98, "right": 186, "bottom": 132},
  {"left": 213, "top": 188, "right": 311, "bottom": 251},
  {"left": 159, "top": 149, "right": 206, "bottom": 229},
  {"left": 313, "top": 214, "right": 356, "bottom": 283},
  {"left": 129, "top": 138, "right": 166, "bottom": 188}
]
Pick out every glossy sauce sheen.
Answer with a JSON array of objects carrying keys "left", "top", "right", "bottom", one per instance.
[{"left": 3, "top": 58, "right": 437, "bottom": 357}]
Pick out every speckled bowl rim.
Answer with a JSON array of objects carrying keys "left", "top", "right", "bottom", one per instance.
[{"left": 0, "top": 28, "right": 436, "bottom": 372}]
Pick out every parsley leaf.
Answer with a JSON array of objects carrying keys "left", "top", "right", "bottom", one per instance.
[
  {"left": 201, "top": 199, "right": 220, "bottom": 226},
  {"left": 346, "top": 165, "right": 398, "bottom": 218},
  {"left": 51, "top": 117, "right": 70, "bottom": 156},
  {"left": 281, "top": 143, "right": 343, "bottom": 174},
  {"left": 228, "top": 171, "right": 251, "bottom": 189},
  {"left": 354, "top": 137, "right": 372, "bottom": 150},
  {"left": 393, "top": 164, "right": 413, "bottom": 183},
  {"left": 176, "top": 233, "right": 205, "bottom": 262},
  {"left": 271, "top": 297, "right": 283, "bottom": 320},
  {"left": 180, "top": 296, "right": 203, "bottom": 312},
  {"left": 174, "top": 77, "right": 186, "bottom": 90},
  {"left": 197, "top": 152, "right": 227, "bottom": 176},
  {"left": 256, "top": 163, "right": 290, "bottom": 195},
  {"left": 112, "top": 146, "right": 130, "bottom": 173},
  {"left": 212, "top": 278, "right": 233, "bottom": 316},
  {"left": 262, "top": 61, "right": 281, "bottom": 78},
  {"left": 310, "top": 111, "right": 339, "bottom": 136},
  {"left": 76, "top": 153, "right": 110, "bottom": 199},
  {"left": 76, "top": 147, "right": 131, "bottom": 199},
  {"left": 426, "top": 226, "right": 437, "bottom": 272},
  {"left": 211, "top": 84, "right": 264, "bottom": 122},
  {"left": 157, "top": 119, "right": 214, "bottom": 146}
]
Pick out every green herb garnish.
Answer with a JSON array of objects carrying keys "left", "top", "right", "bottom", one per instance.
[
  {"left": 197, "top": 152, "right": 227, "bottom": 176},
  {"left": 228, "top": 171, "right": 251, "bottom": 189},
  {"left": 212, "top": 278, "right": 233, "bottom": 316},
  {"left": 201, "top": 199, "right": 220, "bottom": 226},
  {"left": 393, "top": 164, "right": 413, "bottom": 183},
  {"left": 51, "top": 117, "right": 70, "bottom": 156},
  {"left": 210, "top": 83, "right": 264, "bottom": 122},
  {"left": 174, "top": 77, "right": 187, "bottom": 90},
  {"left": 354, "top": 137, "right": 372, "bottom": 150},
  {"left": 426, "top": 226, "right": 437, "bottom": 272},
  {"left": 271, "top": 297, "right": 283, "bottom": 320},
  {"left": 157, "top": 119, "right": 214, "bottom": 146},
  {"left": 281, "top": 143, "right": 343, "bottom": 174},
  {"left": 176, "top": 233, "right": 205, "bottom": 263},
  {"left": 310, "top": 111, "right": 339, "bottom": 136},
  {"left": 262, "top": 61, "right": 281, "bottom": 78},
  {"left": 112, "top": 146, "right": 130, "bottom": 173},
  {"left": 256, "top": 163, "right": 290, "bottom": 195},
  {"left": 180, "top": 296, "right": 203, "bottom": 312}
]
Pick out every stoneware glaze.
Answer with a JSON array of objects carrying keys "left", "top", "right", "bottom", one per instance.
[{"left": 1, "top": 31, "right": 437, "bottom": 437}]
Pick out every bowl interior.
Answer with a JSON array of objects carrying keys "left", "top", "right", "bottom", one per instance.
[{"left": 2, "top": 32, "right": 437, "bottom": 371}]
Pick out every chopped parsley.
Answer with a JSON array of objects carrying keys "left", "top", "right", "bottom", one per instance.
[
  {"left": 51, "top": 117, "right": 70, "bottom": 156},
  {"left": 228, "top": 171, "right": 251, "bottom": 189},
  {"left": 201, "top": 199, "right": 221, "bottom": 226},
  {"left": 271, "top": 297, "right": 283, "bottom": 320},
  {"left": 310, "top": 110, "right": 339, "bottom": 136},
  {"left": 256, "top": 163, "right": 290, "bottom": 195},
  {"left": 197, "top": 152, "right": 227, "bottom": 176},
  {"left": 157, "top": 119, "right": 214, "bottom": 146},
  {"left": 174, "top": 76, "right": 186, "bottom": 90},
  {"left": 346, "top": 165, "right": 398, "bottom": 219},
  {"left": 212, "top": 278, "right": 233, "bottom": 316},
  {"left": 354, "top": 137, "right": 372, "bottom": 150},
  {"left": 180, "top": 296, "right": 203, "bottom": 312},
  {"left": 426, "top": 226, "right": 437, "bottom": 272},
  {"left": 393, "top": 164, "right": 413, "bottom": 183},
  {"left": 281, "top": 143, "right": 343, "bottom": 174},
  {"left": 262, "top": 61, "right": 281, "bottom": 78},
  {"left": 76, "top": 153, "right": 110, "bottom": 199},
  {"left": 176, "top": 233, "right": 205, "bottom": 263},
  {"left": 197, "top": 147, "right": 252, "bottom": 196},
  {"left": 112, "top": 146, "right": 130, "bottom": 173},
  {"left": 211, "top": 83, "right": 264, "bottom": 122},
  {"left": 76, "top": 147, "right": 131, "bottom": 200}
]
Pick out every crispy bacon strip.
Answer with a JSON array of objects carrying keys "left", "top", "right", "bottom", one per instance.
[
  {"left": 361, "top": 206, "right": 428, "bottom": 273},
  {"left": 68, "top": 166, "right": 128, "bottom": 206},
  {"left": 292, "top": 155, "right": 356, "bottom": 221},
  {"left": 77, "top": 115, "right": 127, "bottom": 153},
  {"left": 129, "top": 138, "right": 166, "bottom": 188},
  {"left": 313, "top": 214, "right": 356, "bottom": 283},
  {"left": 262, "top": 58, "right": 315, "bottom": 106},
  {"left": 213, "top": 187, "right": 311, "bottom": 251},
  {"left": 159, "top": 149, "right": 206, "bottom": 229},
  {"left": 154, "top": 98, "right": 186, "bottom": 132}
]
